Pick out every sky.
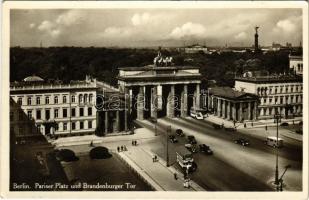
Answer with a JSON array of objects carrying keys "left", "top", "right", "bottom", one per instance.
[{"left": 10, "top": 9, "right": 303, "bottom": 47}]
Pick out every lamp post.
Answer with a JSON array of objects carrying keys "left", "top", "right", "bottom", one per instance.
[
  {"left": 278, "top": 164, "right": 291, "bottom": 191},
  {"left": 166, "top": 125, "right": 171, "bottom": 167},
  {"left": 274, "top": 111, "right": 282, "bottom": 188}
]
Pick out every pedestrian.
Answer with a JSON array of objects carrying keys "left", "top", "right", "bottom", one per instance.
[
  {"left": 251, "top": 122, "right": 253, "bottom": 127},
  {"left": 154, "top": 155, "right": 158, "bottom": 162},
  {"left": 265, "top": 125, "right": 268, "bottom": 131},
  {"left": 117, "top": 146, "right": 120, "bottom": 152},
  {"left": 90, "top": 141, "right": 93, "bottom": 147},
  {"left": 293, "top": 120, "right": 295, "bottom": 125},
  {"left": 132, "top": 140, "right": 134, "bottom": 146},
  {"left": 124, "top": 145, "right": 127, "bottom": 151},
  {"left": 121, "top": 146, "right": 124, "bottom": 151},
  {"left": 244, "top": 123, "right": 246, "bottom": 128},
  {"left": 174, "top": 173, "right": 178, "bottom": 180},
  {"left": 152, "top": 155, "right": 155, "bottom": 162},
  {"left": 233, "top": 119, "right": 236, "bottom": 127},
  {"left": 134, "top": 140, "right": 137, "bottom": 146}
]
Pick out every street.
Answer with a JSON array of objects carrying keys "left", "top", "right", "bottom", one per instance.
[{"left": 136, "top": 116, "right": 302, "bottom": 191}]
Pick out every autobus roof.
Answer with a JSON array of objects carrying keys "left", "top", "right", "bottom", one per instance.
[
  {"left": 267, "top": 136, "right": 284, "bottom": 141},
  {"left": 176, "top": 147, "right": 192, "bottom": 156}
]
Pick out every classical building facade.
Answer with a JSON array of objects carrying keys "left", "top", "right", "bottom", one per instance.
[
  {"left": 235, "top": 75, "right": 303, "bottom": 119},
  {"left": 289, "top": 55, "right": 303, "bottom": 76},
  {"left": 207, "top": 87, "right": 259, "bottom": 121},
  {"left": 117, "top": 61, "right": 202, "bottom": 121},
  {"left": 10, "top": 75, "right": 98, "bottom": 138}
]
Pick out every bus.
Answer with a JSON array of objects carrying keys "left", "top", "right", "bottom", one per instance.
[
  {"left": 176, "top": 147, "right": 194, "bottom": 169},
  {"left": 265, "top": 136, "right": 284, "bottom": 148},
  {"left": 190, "top": 108, "right": 203, "bottom": 119}
]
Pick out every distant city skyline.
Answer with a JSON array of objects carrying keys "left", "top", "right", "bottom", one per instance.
[{"left": 11, "top": 9, "right": 302, "bottom": 47}]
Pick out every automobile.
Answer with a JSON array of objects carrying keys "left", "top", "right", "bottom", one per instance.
[
  {"left": 280, "top": 122, "right": 289, "bottom": 126},
  {"left": 187, "top": 135, "right": 197, "bottom": 144},
  {"left": 199, "top": 144, "right": 213, "bottom": 155},
  {"left": 175, "top": 129, "right": 185, "bottom": 137},
  {"left": 169, "top": 135, "right": 178, "bottom": 143},
  {"left": 224, "top": 127, "right": 237, "bottom": 132},
  {"left": 195, "top": 112, "right": 204, "bottom": 120},
  {"left": 185, "top": 143, "right": 198, "bottom": 153},
  {"left": 149, "top": 117, "right": 157, "bottom": 123},
  {"left": 212, "top": 123, "right": 222, "bottom": 129},
  {"left": 234, "top": 138, "right": 250, "bottom": 146}
]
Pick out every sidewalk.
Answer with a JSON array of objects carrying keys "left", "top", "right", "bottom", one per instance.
[
  {"left": 120, "top": 146, "right": 205, "bottom": 191},
  {"left": 205, "top": 114, "right": 303, "bottom": 142}
]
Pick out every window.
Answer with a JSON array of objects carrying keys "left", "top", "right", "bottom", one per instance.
[
  {"left": 72, "top": 122, "right": 76, "bottom": 130},
  {"left": 269, "top": 88, "right": 272, "bottom": 94},
  {"left": 36, "top": 110, "right": 41, "bottom": 120},
  {"left": 88, "top": 121, "right": 92, "bottom": 129},
  {"left": 88, "top": 107, "right": 92, "bottom": 116},
  {"left": 84, "top": 94, "right": 88, "bottom": 103},
  {"left": 72, "top": 95, "right": 76, "bottom": 103},
  {"left": 291, "top": 86, "right": 294, "bottom": 93},
  {"left": 63, "top": 108, "right": 67, "bottom": 118},
  {"left": 63, "top": 96, "right": 67, "bottom": 103},
  {"left": 275, "top": 97, "right": 278, "bottom": 104},
  {"left": 71, "top": 108, "right": 76, "bottom": 117},
  {"left": 79, "top": 94, "right": 83, "bottom": 103},
  {"left": 264, "top": 98, "right": 267, "bottom": 104},
  {"left": 36, "top": 97, "right": 41, "bottom": 105},
  {"left": 296, "top": 96, "right": 299, "bottom": 103},
  {"left": 36, "top": 124, "right": 41, "bottom": 133},
  {"left": 46, "top": 96, "right": 50, "bottom": 104},
  {"left": 280, "top": 87, "right": 283, "bottom": 93},
  {"left": 80, "top": 121, "right": 84, "bottom": 129},
  {"left": 89, "top": 94, "right": 93, "bottom": 103},
  {"left": 55, "top": 123, "right": 59, "bottom": 131},
  {"left": 269, "top": 98, "right": 272, "bottom": 104},
  {"left": 80, "top": 108, "right": 84, "bottom": 117},
  {"left": 54, "top": 109, "right": 59, "bottom": 118},
  {"left": 54, "top": 96, "right": 58, "bottom": 104},
  {"left": 27, "top": 110, "right": 32, "bottom": 119},
  {"left": 274, "top": 88, "right": 277, "bottom": 94},
  {"left": 280, "top": 97, "right": 283, "bottom": 104},
  {"left": 286, "top": 87, "right": 288, "bottom": 93},
  {"left": 10, "top": 112, "right": 14, "bottom": 121},
  {"left": 27, "top": 97, "right": 32, "bottom": 105},
  {"left": 17, "top": 97, "right": 22, "bottom": 105},
  {"left": 63, "top": 123, "right": 67, "bottom": 131},
  {"left": 46, "top": 110, "right": 50, "bottom": 120}
]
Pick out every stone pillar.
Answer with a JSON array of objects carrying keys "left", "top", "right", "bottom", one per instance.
[
  {"left": 248, "top": 102, "right": 252, "bottom": 120},
  {"left": 105, "top": 111, "right": 109, "bottom": 133},
  {"left": 195, "top": 84, "right": 200, "bottom": 110},
  {"left": 239, "top": 102, "right": 243, "bottom": 121},
  {"left": 137, "top": 86, "right": 145, "bottom": 120},
  {"left": 227, "top": 101, "right": 231, "bottom": 120},
  {"left": 218, "top": 98, "right": 221, "bottom": 117},
  {"left": 181, "top": 84, "right": 188, "bottom": 117},
  {"left": 253, "top": 102, "right": 257, "bottom": 120},
  {"left": 115, "top": 110, "right": 120, "bottom": 132},
  {"left": 124, "top": 88, "right": 130, "bottom": 131},
  {"left": 151, "top": 86, "right": 158, "bottom": 118},
  {"left": 167, "top": 85, "right": 175, "bottom": 118},
  {"left": 232, "top": 103, "right": 237, "bottom": 121},
  {"left": 222, "top": 100, "right": 226, "bottom": 119}
]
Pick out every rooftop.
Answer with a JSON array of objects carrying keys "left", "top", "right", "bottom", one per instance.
[
  {"left": 209, "top": 87, "right": 258, "bottom": 100},
  {"left": 118, "top": 65, "right": 199, "bottom": 71},
  {"left": 235, "top": 75, "right": 302, "bottom": 83}
]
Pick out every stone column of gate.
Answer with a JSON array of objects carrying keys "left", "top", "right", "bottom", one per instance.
[
  {"left": 248, "top": 102, "right": 252, "bottom": 120},
  {"left": 239, "top": 102, "right": 243, "bottom": 121},
  {"left": 227, "top": 101, "right": 231, "bottom": 120},
  {"left": 222, "top": 99, "right": 226, "bottom": 118},
  {"left": 217, "top": 98, "right": 221, "bottom": 117},
  {"left": 253, "top": 101, "right": 257, "bottom": 120},
  {"left": 181, "top": 84, "right": 188, "bottom": 117},
  {"left": 151, "top": 85, "right": 158, "bottom": 118},
  {"left": 105, "top": 111, "right": 109, "bottom": 133},
  {"left": 137, "top": 86, "right": 145, "bottom": 120},
  {"left": 195, "top": 84, "right": 200, "bottom": 110},
  {"left": 167, "top": 85, "right": 175, "bottom": 118},
  {"left": 232, "top": 103, "right": 237, "bottom": 121},
  {"left": 124, "top": 87, "right": 129, "bottom": 131}
]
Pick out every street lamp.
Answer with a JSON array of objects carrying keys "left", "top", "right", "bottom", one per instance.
[
  {"left": 278, "top": 164, "right": 291, "bottom": 191},
  {"left": 166, "top": 125, "right": 171, "bottom": 167},
  {"left": 274, "top": 111, "right": 282, "bottom": 188}
]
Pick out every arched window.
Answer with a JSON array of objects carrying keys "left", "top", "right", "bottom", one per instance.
[
  {"left": 63, "top": 96, "right": 67, "bottom": 103},
  {"left": 84, "top": 94, "right": 88, "bottom": 103},
  {"left": 54, "top": 96, "right": 58, "bottom": 104},
  {"left": 71, "top": 95, "right": 75, "bottom": 103},
  {"left": 89, "top": 94, "right": 93, "bottom": 103},
  {"left": 79, "top": 94, "right": 83, "bottom": 103}
]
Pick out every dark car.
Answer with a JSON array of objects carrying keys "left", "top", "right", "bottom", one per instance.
[
  {"left": 234, "top": 138, "right": 250, "bottom": 146},
  {"left": 185, "top": 143, "right": 198, "bottom": 153},
  {"left": 169, "top": 135, "right": 178, "bottom": 143},
  {"left": 225, "top": 127, "right": 237, "bottom": 132},
  {"left": 280, "top": 122, "right": 289, "bottom": 126},
  {"left": 213, "top": 124, "right": 222, "bottom": 129},
  {"left": 149, "top": 117, "right": 157, "bottom": 123},
  {"left": 199, "top": 144, "right": 213, "bottom": 155},
  {"left": 175, "top": 129, "right": 184, "bottom": 137},
  {"left": 187, "top": 135, "right": 197, "bottom": 144}
]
